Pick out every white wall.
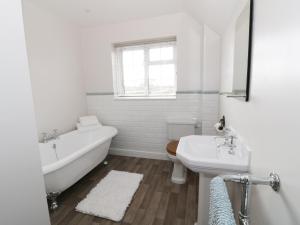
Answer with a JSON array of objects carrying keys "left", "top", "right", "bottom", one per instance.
[
  {"left": 82, "top": 13, "right": 220, "bottom": 157},
  {"left": 0, "top": 0, "right": 50, "bottom": 224},
  {"left": 88, "top": 94, "right": 203, "bottom": 159},
  {"left": 82, "top": 13, "right": 203, "bottom": 93},
  {"left": 23, "top": 1, "right": 87, "bottom": 137},
  {"left": 202, "top": 25, "right": 221, "bottom": 92},
  {"left": 220, "top": 0, "right": 300, "bottom": 224},
  {"left": 201, "top": 25, "right": 221, "bottom": 134},
  {"left": 22, "top": 2, "right": 221, "bottom": 158}
]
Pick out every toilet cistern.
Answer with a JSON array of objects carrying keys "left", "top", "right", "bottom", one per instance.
[{"left": 165, "top": 118, "right": 197, "bottom": 184}]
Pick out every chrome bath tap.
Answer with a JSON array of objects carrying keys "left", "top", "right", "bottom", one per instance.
[{"left": 41, "top": 129, "right": 59, "bottom": 143}]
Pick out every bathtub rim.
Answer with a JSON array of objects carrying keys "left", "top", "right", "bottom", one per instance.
[{"left": 40, "top": 126, "right": 117, "bottom": 175}]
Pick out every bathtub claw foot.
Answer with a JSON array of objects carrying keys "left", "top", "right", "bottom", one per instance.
[
  {"left": 103, "top": 160, "right": 108, "bottom": 165},
  {"left": 47, "top": 192, "right": 60, "bottom": 210}
]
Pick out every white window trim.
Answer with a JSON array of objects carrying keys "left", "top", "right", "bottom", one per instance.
[{"left": 112, "top": 38, "right": 177, "bottom": 99}]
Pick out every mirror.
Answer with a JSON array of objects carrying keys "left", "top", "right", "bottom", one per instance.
[{"left": 227, "top": 0, "right": 253, "bottom": 101}]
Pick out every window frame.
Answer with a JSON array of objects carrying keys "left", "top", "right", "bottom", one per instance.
[{"left": 112, "top": 38, "right": 177, "bottom": 99}]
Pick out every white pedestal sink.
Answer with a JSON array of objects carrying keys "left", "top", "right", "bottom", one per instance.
[{"left": 176, "top": 135, "right": 251, "bottom": 225}]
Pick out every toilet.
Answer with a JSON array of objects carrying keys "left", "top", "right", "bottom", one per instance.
[{"left": 166, "top": 118, "right": 197, "bottom": 184}]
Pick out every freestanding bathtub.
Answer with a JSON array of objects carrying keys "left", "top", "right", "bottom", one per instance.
[{"left": 39, "top": 126, "right": 117, "bottom": 208}]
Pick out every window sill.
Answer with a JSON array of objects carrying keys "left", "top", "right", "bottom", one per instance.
[{"left": 114, "top": 96, "right": 176, "bottom": 100}]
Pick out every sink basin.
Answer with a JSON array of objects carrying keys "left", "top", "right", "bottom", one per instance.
[
  {"left": 177, "top": 135, "right": 250, "bottom": 174},
  {"left": 177, "top": 135, "right": 251, "bottom": 225}
]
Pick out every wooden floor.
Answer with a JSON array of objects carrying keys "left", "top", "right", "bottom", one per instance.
[{"left": 50, "top": 155, "right": 199, "bottom": 225}]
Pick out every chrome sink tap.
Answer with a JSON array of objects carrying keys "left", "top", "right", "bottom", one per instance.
[
  {"left": 41, "top": 129, "right": 59, "bottom": 143},
  {"left": 226, "top": 135, "right": 237, "bottom": 154},
  {"left": 215, "top": 133, "right": 237, "bottom": 154},
  {"left": 227, "top": 135, "right": 236, "bottom": 147}
]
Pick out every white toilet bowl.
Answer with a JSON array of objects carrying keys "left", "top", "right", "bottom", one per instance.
[
  {"left": 168, "top": 153, "right": 187, "bottom": 184},
  {"left": 166, "top": 118, "right": 197, "bottom": 185}
]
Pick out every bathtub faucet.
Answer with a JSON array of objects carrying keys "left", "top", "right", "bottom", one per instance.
[{"left": 41, "top": 129, "right": 59, "bottom": 143}]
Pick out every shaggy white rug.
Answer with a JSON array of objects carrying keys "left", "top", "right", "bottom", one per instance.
[{"left": 75, "top": 170, "right": 143, "bottom": 221}]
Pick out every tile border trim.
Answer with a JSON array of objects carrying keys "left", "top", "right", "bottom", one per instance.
[{"left": 86, "top": 90, "right": 220, "bottom": 96}]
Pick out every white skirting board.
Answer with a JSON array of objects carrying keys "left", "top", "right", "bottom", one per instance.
[{"left": 109, "top": 147, "right": 169, "bottom": 160}]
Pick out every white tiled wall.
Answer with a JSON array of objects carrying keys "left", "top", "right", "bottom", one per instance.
[
  {"left": 202, "top": 94, "right": 219, "bottom": 135},
  {"left": 87, "top": 93, "right": 219, "bottom": 159}
]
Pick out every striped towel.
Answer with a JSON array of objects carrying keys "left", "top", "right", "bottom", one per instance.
[{"left": 209, "top": 177, "right": 236, "bottom": 225}]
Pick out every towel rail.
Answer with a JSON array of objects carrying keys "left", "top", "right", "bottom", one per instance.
[{"left": 221, "top": 172, "right": 280, "bottom": 225}]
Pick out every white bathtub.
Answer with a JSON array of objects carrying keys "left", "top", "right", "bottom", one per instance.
[{"left": 39, "top": 126, "right": 117, "bottom": 193}]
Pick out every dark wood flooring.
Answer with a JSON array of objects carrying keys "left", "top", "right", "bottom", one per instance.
[{"left": 50, "top": 155, "right": 198, "bottom": 225}]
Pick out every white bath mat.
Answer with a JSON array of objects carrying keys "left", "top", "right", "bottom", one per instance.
[{"left": 75, "top": 170, "right": 143, "bottom": 221}]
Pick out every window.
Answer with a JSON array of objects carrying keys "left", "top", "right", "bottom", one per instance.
[{"left": 112, "top": 37, "right": 177, "bottom": 98}]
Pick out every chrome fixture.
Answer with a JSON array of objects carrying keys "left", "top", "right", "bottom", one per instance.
[
  {"left": 215, "top": 116, "right": 226, "bottom": 131},
  {"left": 222, "top": 172, "right": 280, "bottom": 225},
  {"left": 41, "top": 129, "right": 59, "bottom": 143},
  {"left": 226, "top": 93, "right": 247, "bottom": 98},
  {"left": 47, "top": 192, "right": 60, "bottom": 210},
  {"left": 227, "top": 135, "right": 237, "bottom": 154},
  {"left": 220, "top": 92, "right": 247, "bottom": 99},
  {"left": 215, "top": 132, "right": 237, "bottom": 154}
]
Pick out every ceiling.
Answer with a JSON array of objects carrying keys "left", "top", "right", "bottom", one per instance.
[
  {"left": 25, "top": 0, "right": 247, "bottom": 33},
  {"left": 185, "top": 0, "right": 247, "bottom": 33}
]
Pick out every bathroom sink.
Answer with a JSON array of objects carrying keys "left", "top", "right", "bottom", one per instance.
[
  {"left": 177, "top": 135, "right": 250, "bottom": 174},
  {"left": 177, "top": 135, "right": 251, "bottom": 225}
]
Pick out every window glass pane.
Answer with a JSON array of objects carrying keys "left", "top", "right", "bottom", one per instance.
[
  {"left": 149, "top": 48, "right": 160, "bottom": 61},
  {"left": 161, "top": 47, "right": 174, "bottom": 60},
  {"left": 149, "top": 64, "right": 176, "bottom": 95},
  {"left": 122, "top": 49, "right": 146, "bottom": 95},
  {"left": 114, "top": 41, "right": 177, "bottom": 98},
  {"left": 149, "top": 46, "right": 174, "bottom": 61}
]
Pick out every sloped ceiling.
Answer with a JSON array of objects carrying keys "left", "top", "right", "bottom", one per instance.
[
  {"left": 24, "top": 0, "right": 247, "bottom": 33},
  {"left": 184, "top": 0, "right": 247, "bottom": 33}
]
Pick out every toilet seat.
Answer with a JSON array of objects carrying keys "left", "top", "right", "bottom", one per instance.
[{"left": 166, "top": 140, "right": 179, "bottom": 156}]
